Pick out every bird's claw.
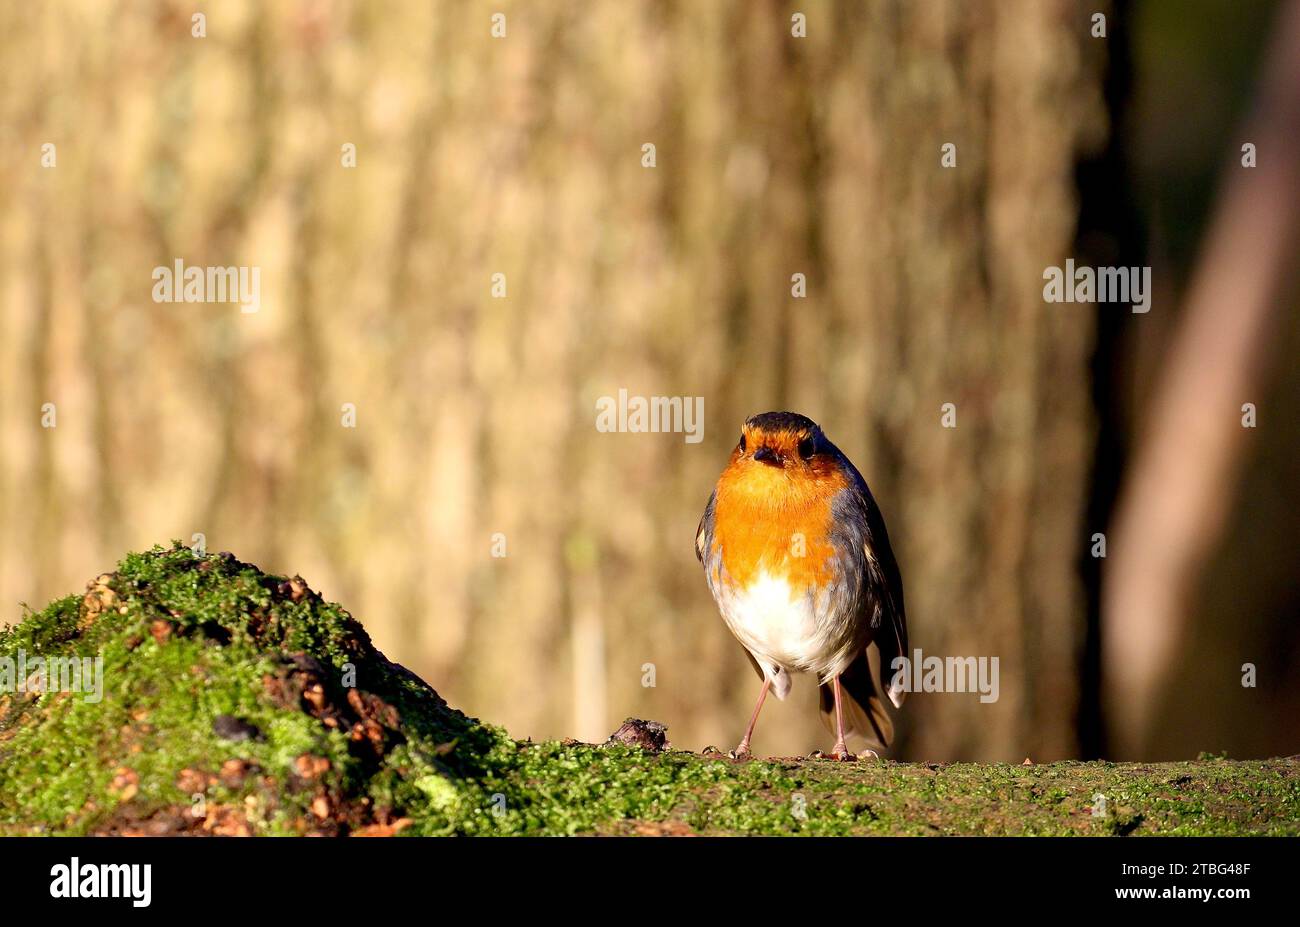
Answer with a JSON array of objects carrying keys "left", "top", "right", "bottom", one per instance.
[{"left": 728, "top": 744, "right": 752, "bottom": 761}]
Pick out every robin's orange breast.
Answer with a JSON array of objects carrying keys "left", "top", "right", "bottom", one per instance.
[{"left": 709, "top": 461, "right": 852, "bottom": 593}]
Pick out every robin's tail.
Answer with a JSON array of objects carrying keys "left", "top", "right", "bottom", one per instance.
[{"left": 819, "top": 643, "right": 895, "bottom": 749}]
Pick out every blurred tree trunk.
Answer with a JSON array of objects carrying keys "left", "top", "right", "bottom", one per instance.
[
  {"left": 0, "top": 0, "right": 1106, "bottom": 760},
  {"left": 1103, "top": 0, "right": 1300, "bottom": 759}
]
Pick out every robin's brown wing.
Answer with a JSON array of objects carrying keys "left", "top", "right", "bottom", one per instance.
[
  {"left": 820, "top": 478, "right": 906, "bottom": 747},
  {"left": 829, "top": 448, "right": 908, "bottom": 708},
  {"left": 867, "top": 525, "right": 909, "bottom": 709},
  {"left": 695, "top": 490, "right": 716, "bottom": 564},
  {"left": 872, "top": 546, "right": 908, "bottom": 709}
]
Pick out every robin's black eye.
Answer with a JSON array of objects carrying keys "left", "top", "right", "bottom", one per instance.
[
  {"left": 797, "top": 436, "right": 815, "bottom": 460},
  {"left": 738, "top": 434, "right": 746, "bottom": 452}
]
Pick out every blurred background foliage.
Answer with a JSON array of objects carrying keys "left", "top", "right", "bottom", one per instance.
[{"left": 1, "top": 0, "right": 1295, "bottom": 762}]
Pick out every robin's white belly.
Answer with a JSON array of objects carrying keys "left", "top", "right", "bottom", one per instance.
[{"left": 714, "top": 569, "right": 859, "bottom": 697}]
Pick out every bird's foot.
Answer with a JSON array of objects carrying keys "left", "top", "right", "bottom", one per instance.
[
  {"left": 728, "top": 742, "right": 753, "bottom": 761},
  {"left": 856, "top": 748, "right": 880, "bottom": 760},
  {"left": 808, "top": 747, "right": 855, "bottom": 761}
]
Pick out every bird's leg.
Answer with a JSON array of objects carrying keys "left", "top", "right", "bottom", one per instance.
[
  {"left": 830, "top": 676, "right": 855, "bottom": 761},
  {"left": 731, "top": 678, "right": 771, "bottom": 759}
]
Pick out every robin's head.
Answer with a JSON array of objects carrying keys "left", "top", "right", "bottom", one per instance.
[
  {"left": 720, "top": 411, "right": 851, "bottom": 495},
  {"left": 735, "top": 411, "right": 823, "bottom": 469}
]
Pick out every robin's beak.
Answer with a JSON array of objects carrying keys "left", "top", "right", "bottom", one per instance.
[{"left": 752, "top": 445, "right": 782, "bottom": 467}]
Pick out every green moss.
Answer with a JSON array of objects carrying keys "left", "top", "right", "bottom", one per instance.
[
  {"left": 2, "top": 543, "right": 1297, "bottom": 836},
  {"left": 0, "top": 544, "right": 496, "bottom": 835}
]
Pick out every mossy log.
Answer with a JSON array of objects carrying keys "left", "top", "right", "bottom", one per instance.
[{"left": 1, "top": 545, "right": 1295, "bottom": 836}]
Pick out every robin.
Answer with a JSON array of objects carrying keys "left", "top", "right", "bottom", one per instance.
[{"left": 696, "top": 411, "right": 908, "bottom": 760}]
